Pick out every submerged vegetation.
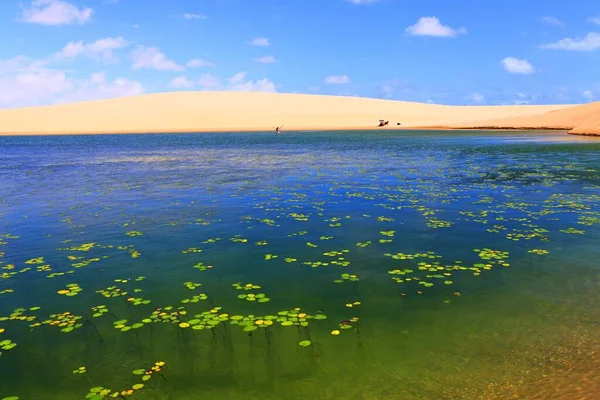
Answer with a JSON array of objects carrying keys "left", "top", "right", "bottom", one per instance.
[{"left": 0, "top": 132, "right": 599, "bottom": 399}]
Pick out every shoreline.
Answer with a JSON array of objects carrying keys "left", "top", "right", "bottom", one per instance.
[{"left": 0, "top": 126, "right": 577, "bottom": 137}]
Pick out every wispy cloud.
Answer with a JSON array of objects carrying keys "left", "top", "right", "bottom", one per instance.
[
  {"left": 324, "top": 75, "right": 350, "bottom": 84},
  {"left": 250, "top": 37, "right": 270, "bottom": 46},
  {"left": 254, "top": 55, "right": 277, "bottom": 64},
  {"left": 186, "top": 58, "right": 215, "bottom": 68},
  {"left": 198, "top": 74, "right": 221, "bottom": 89},
  {"left": 169, "top": 76, "right": 194, "bottom": 89},
  {"left": 0, "top": 69, "right": 142, "bottom": 107},
  {"left": 466, "top": 93, "right": 485, "bottom": 103},
  {"left": 55, "top": 37, "right": 129, "bottom": 62},
  {"left": 19, "top": 0, "right": 93, "bottom": 26},
  {"left": 181, "top": 13, "right": 206, "bottom": 20},
  {"left": 540, "top": 32, "right": 600, "bottom": 51},
  {"left": 229, "top": 76, "right": 276, "bottom": 92},
  {"left": 130, "top": 46, "right": 185, "bottom": 71},
  {"left": 406, "top": 17, "right": 466, "bottom": 37},
  {"left": 541, "top": 16, "right": 565, "bottom": 27},
  {"left": 194, "top": 72, "right": 276, "bottom": 92},
  {"left": 346, "top": 0, "right": 381, "bottom": 4},
  {"left": 57, "top": 73, "right": 143, "bottom": 103},
  {"left": 381, "top": 78, "right": 406, "bottom": 98},
  {"left": 502, "top": 57, "right": 535, "bottom": 74}
]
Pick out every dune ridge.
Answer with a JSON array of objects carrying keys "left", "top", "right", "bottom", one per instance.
[{"left": 0, "top": 92, "right": 597, "bottom": 136}]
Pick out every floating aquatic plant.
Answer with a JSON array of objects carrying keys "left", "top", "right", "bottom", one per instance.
[
  {"left": 183, "top": 281, "right": 201, "bottom": 290},
  {"left": 73, "top": 366, "right": 87, "bottom": 374},
  {"left": 181, "top": 293, "right": 208, "bottom": 304},
  {"left": 42, "top": 312, "right": 83, "bottom": 333},
  {"left": 560, "top": 227, "right": 585, "bottom": 235},
  {"left": 528, "top": 249, "right": 549, "bottom": 255},
  {"left": 86, "top": 361, "right": 166, "bottom": 399},
  {"left": 233, "top": 283, "right": 270, "bottom": 303},
  {"left": 333, "top": 273, "right": 359, "bottom": 283},
  {"left": 193, "top": 262, "right": 213, "bottom": 271},
  {"left": 126, "top": 297, "right": 151, "bottom": 306},
  {"left": 182, "top": 247, "right": 202, "bottom": 254},
  {"left": 59, "top": 242, "right": 96, "bottom": 252},
  {"left": 57, "top": 283, "right": 82, "bottom": 296},
  {"left": 97, "top": 286, "right": 128, "bottom": 298},
  {"left": 91, "top": 305, "right": 109, "bottom": 318},
  {"left": 24, "top": 257, "right": 45, "bottom": 265}
]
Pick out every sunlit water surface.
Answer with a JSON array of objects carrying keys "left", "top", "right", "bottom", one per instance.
[{"left": 1, "top": 130, "right": 600, "bottom": 400}]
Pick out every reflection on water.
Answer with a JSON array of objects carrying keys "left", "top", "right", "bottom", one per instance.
[{"left": 0, "top": 130, "right": 599, "bottom": 399}]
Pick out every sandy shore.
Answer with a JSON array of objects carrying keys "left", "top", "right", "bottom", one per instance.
[{"left": 0, "top": 92, "right": 598, "bottom": 136}]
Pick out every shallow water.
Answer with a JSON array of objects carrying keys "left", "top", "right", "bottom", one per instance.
[{"left": 1, "top": 130, "right": 600, "bottom": 400}]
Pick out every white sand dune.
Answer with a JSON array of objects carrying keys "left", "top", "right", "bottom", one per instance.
[
  {"left": 445, "top": 100, "right": 600, "bottom": 135},
  {"left": 0, "top": 91, "right": 597, "bottom": 136}
]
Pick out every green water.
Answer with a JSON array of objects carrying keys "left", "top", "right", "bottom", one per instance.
[{"left": 0, "top": 130, "right": 599, "bottom": 399}]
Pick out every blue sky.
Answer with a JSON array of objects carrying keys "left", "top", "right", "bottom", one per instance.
[{"left": 0, "top": 0, "right": 599, "bottom": 108}]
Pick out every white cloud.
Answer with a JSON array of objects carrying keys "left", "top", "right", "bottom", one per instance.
[
  {"left": 381, "top": 78, "right": 406, "bottom": 97},
  {"left": 229, "top": 77, "right": 276, "bottom": 92},
  {"left": 324, "top": 75, "right": 350, "bottom": 84},
  {"left": 186, "top": 58, "right": 214, "bottom": 68},
  {"left": 229, "top": 72, "right": 247, "bottom": 85},
  {"left": 169, "top": 76, "right": 194, "bottom": 89},
  {"left": 0, "top": 66, "right": 143, "bottom": 107},
  {"left": 541, "top": 16, "right": 565, "bottom": 27},
  {"left": 182, "top": 13, "right": 206, "bottom": 20},
  {"left": 55, "top": 37, "right": 129, "bottom": 62},
  {"left": 254, "top": 55, "right": 277, "bottom": 63},
  {"left": 0, "top": 70, "right": 72, "bottom": 106},
  {"left": 20, "top": 0, "right": 93, "bottom": 26},
  {"left": 194, "top": 72, "right": 275, "bottom": 92},
  {"left": 466, "top": 93, "right": 485, "bottom": 103},
  {"left": 583, "top": 90, "right": 595, "bottom": 101},
  {"left": 130, "top": 46, "right": 184, "bottom": 71},
  {"left": 347, "top": 0, "right": 380, "bottom": 4},
  {"left": 589, "top": 16, "right": 600, "bottom": 25},
  {"left": 0, "top": 56, "right": 53, "bottom": 77},
  {"left": 501, "top": 57, "right": 535, "bottom": 74},
  {"left": 250, "top": 37, "right": 270, "bottom": 46},
  {"left": 406, "top": 17, "right": 466, "bottom": 37},
  {"left": 540, "top": 32, "right": 600, "bottom": 51},
  {"left": 0, "top": 56, "right": 34, "bottom": 75},
  {"left": 57, "top": 73, "right": 143, "bottom": 103},
  {"left": 198, "top": 74, "right": 221, "bottom": 89}
]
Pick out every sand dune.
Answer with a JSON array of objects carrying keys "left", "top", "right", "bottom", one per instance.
[
  {"left": 0, "top": 91, "right": 597, "bottom": 136},
  {"left": 445, "top": 100, "right": 600, "bottom": 135}
]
